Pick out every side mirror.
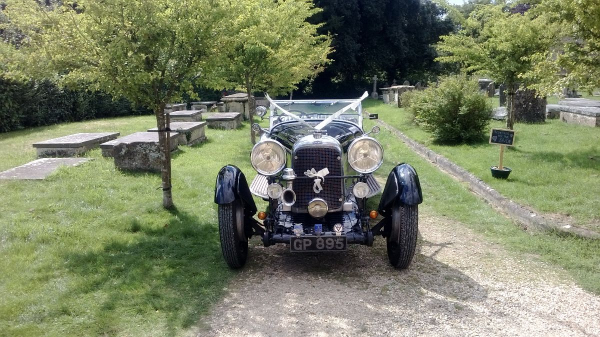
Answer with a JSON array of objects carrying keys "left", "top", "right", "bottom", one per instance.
[{"left": 366, "top": 125, "right": 380, "bottom": 136}]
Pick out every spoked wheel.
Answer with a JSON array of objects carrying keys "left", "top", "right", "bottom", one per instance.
[
  {"left": 218, "top": 199, "right": 248, "bottom": 269},
  {"left": 386, "top": 201, "right": 418, "bottom": 269}
]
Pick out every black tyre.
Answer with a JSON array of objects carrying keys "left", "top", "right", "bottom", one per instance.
[
  {"left": 218, "top": 199, "right": 248, "bottom": 269},
  {"left": 386, "top": 202, "right": 418, "bottom": 269}
]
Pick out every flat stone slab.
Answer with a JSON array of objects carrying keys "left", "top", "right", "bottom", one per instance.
[
  {"left": 148, "top": 122, "right": 207, "bottom": 145},
  {"left": 203, "top": 112, "right": 242, "bottom": 129},
  {"left": 547, "top": 103, "right": 600, "bottom": 126},
  {"left": 0, "top": 158, "right": 91, "bottom": 180},
  {"left": 33, "top": 132, "right": 119, "bottom": 157},
  {"left": 168, "top": 110, "right": 203, "bottom": 122},
  {"left": 557, "top": 98, "right": 600, "bottom": 108},
  {"left": 100, "top": 132, "right": 179, "bottom": 157},
  {"left": 221, "top": 93, "right": 248, "bottom": 102}
]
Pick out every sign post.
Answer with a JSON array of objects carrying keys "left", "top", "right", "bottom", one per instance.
[{"left": 489, "top": 128, "right": 515, "bottom": 178}]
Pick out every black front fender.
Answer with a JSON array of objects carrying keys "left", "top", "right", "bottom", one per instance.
[
  {"left": 214, "top": 165, "right": 257, "bottom": 216},
  {"left": 378, "top": 163, "right": 423, "bottom": 216}
]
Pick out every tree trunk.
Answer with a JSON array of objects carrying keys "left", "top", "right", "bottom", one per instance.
[
  {"left": 506, "top": 83, "right": 515, "bottom": 130},
  {"left": 245, "top": 77, "right": 256, "bottom": 144},
  {"left": 156, "top": 104, "right": 174, "bottom": 209}
]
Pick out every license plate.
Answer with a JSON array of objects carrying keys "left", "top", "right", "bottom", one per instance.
[{"left": 290, "top": 236, "right": 347, "bottom": 252}]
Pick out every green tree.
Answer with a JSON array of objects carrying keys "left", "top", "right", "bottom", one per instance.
[
  {"left": 436, "top": 4, "right": 555, "bottom": 129},
  {"left": 206, "top": 0, "right": 331, "bottom": 144},
  {"left": 524, "top": 0, "right": 600, "bottom": 94},
  {"left": 1, "top": 0, "right": 227, "bottom": 208}
]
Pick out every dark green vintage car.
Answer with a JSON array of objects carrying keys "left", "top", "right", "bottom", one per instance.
[{"left": 214, "top": 92, "right": 422, "bottom": 269}]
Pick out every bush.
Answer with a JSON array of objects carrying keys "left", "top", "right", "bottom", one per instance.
[
  {"left": 0, "top": 77, "right": 152, "bottom": 133},
  {"left": 404, "top": 75, "right": 491, "bottom": 144}
]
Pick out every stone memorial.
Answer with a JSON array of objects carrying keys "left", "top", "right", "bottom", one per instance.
[
  {"left": 548, "top": 99, "right": 600, "bottom": 127},
  {"left": 403, "top": 80, "right": 410, "bottom": 86},
  {"left": 499, "top": 84, "right": 506, "bottom": 107},
  {"left": 33, "top": 132, "right": 120, "bottom": 158},
  {"left": 221, "top": 93, "right": 250, "bottom": 120},
  {"left": 148, "top": 122, "right": 207, "bottom": 145},
  {"left": 168, "top": 109, "right": 203, "bottom": 122},
  {"left": 513, "top": 88, "right": 546, "bottom": 123},
  {"left": 100, "top": 131, "right": 179, "bottom": 158},
  {"left": 202, "top": 112, "right": 242, "bottom": 129},
  {"left": 487, "top": 82, "right": 495, "bottom": 98},
  {"left": 491, "top": 107, "right": 508, "bottom": 120},
  {"left": 380, "top": 85, "right": 415, "bottom": 107},
  {"left": 0, "top": 158, "right": 91, "bottom": 180},
  {"left": 108, "top": 132, "right": 179, "bottom": 172},
  {"left": 478, "top": 78, "right": 493, "bottom": 93},
  {"left": 415, "top": 82, "right": 423, "bottom": 90},
  {"left": 371, "top": 75, "right": 379, "bottom": 99},
  {"left": 191, "top": 101, "right": 217, "bottom": 110}
]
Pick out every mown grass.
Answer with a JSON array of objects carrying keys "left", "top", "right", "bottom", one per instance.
[
  {"left": 364, "top": 99, "right": 600, "bottom": 230},
  {"left": 362, "top": 115, "right": 600, "bottom": 295},
  {"left": 1, "top": 109, "right": 598, "bottom": 337},
  {"left": 0, "top": 116, "right": 256, "bottom": 336}
]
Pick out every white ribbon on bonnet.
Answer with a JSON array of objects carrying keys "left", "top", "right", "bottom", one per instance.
[{"left": 304, "top": 168, "right": 330, "bottom": 194}]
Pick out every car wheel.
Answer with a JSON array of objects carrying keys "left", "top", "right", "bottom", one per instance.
[
  {"left": 386, "top": 201, "right": 418, "bottom": 269},
  {"left": 218, "top": 199, "right": 248, "bottom": 269}
]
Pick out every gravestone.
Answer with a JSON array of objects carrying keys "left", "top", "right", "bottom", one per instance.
[
  {"left": 168, "top": 110, "right": 203, "bottom": 122},
  {"left": 478, "top": 78, "right": 493, "bottom": 93},
  {"left": 202, "top": 112, "right": 242, "bottom": 129},
  {"left": 487, "top": 82, "right": 495, "bottom": 98},
  {"left": 221, "top": 93, "right": 250, "bottom": 120},
  {"left": 513, "top": 88, "right": 546, "bottom": 123},
  {"left": 415, "top": 82, "right": 423, "bottom": 90},
  {"left": 110, "top": 132, "right": 179, "bottom": 172},
  {"left": 191, "top": 101, "right": 217, "bottom": 110},
  {"left": 148, "top": 122, "right": 207, "bottom": 145},
  {"left": 0, "top": 158, "right": 91, "bottom": 180},
  {"left": 551, "top": 99, "right": 600, "bottom": 127},
  {"left": 33, "top": 132, "right": 120, "bottom": 158},
  {"left": 499, "top": 84, "right": 506, "bottom": 107},
  {"left": 164, "top": 103, "right": 186, "bottom": 113},
  {"left": 403, "top": 80, "right": 410, "bottom": 86},
  {"left": 491, "top": 107, "right": 508, "bottom": 120},
  {"left": 101, "top": 132, "right": 179, "bottom": 158},
  {"left": 371, "top": 75, "right": 379, "bottom": 99}
]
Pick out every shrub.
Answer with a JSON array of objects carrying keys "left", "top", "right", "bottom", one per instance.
[{"left": 404, "top": 75, "right": 491, "bottom": 144}]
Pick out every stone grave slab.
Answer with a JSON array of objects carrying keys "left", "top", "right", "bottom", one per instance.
[
  {"left": 148, "top": 122, "right": 207, "bottom": 145},
  {"left": 100, "top": 132, "right": 179, "bottom": 158},
  {"left": 191, "top": 101, "right": 217, "bottom": 110},
  {"left": 547, "top": 100, "right": 600, "bottom": 127},
  {"left": 202, "top": 112, "right": 242, "bottom": 129},
  {"left": 168, "top": 110, "right": 203, "bottom": 122},
  {"left": 33, "top": 132, "right": 120, "bottom": 158},
  {"left": 109, "top": 132, "right": 179, "bottom": 172},
  {"left": 0, "top": 158, "right": 91, "bottom": 180}
]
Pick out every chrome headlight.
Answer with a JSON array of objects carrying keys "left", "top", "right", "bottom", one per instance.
[
  {"left": 347, "top": 137, "right": 384, "bottom": 174},
  {"left": 251, "top": 139, "right": 286, "bottom": 176}
]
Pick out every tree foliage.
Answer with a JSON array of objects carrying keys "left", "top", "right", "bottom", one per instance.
[
  {"left": 205, "top": 0, "right": 331, "bottom": 142},
  {"left": 298, "top": 0, "right": 454, "bottom": 97},
  {"left": 435, "top": 3, "right": 555, "bottom": 128},
  {"left": 1, "top": 0, "right": 228, "bottom": 208},
  {"left": 524, "top": 0, "right": 600, "bottom": 94}
]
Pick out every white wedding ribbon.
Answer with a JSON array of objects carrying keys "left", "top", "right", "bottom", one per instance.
[{"left": 304, "top": 168, "right": 329, "bottom": 193}]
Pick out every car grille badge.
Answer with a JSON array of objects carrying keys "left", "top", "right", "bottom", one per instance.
[
  {"left": 304, "top": 167, "right": 330, "bottom": 194},
  {"left": 314, "top": 223, "right": 322, "bottom": 235},
  {"left": 334, "top": 223, "right": 343, "bottom": 236},
  {"left": 293, "top": 224, "right": 303, "bottom": 237}
]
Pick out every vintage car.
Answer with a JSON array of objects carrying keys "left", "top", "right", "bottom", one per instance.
[{"left": 214, "top": 92, "right": 422, "bottom": 269}]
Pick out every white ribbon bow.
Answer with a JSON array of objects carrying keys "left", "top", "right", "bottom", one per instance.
[{"left": 304, "top": 168, "right": 330, "bottom": 194}]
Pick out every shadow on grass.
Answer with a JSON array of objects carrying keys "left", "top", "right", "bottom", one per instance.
[
  {"left": 64, "top": 207, "right": 230, "bottom": 336},
  {"left": 517, "top": 147, "right": 600, "bottom": 170}
]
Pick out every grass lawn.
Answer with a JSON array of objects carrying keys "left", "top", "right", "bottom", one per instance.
[
  {"left": 364, "top": 99, "right": 600, "bottom": 231},
  {"left": 0, "top": 111, "right": 598, "bottom": 336},
  {"left": 0, "top": 116, "right": 256, "bottom": 336}
]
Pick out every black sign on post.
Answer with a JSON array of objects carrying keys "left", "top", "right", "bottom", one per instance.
[{"left": 489, "top": 128, "right": 515, "bottom": 146}]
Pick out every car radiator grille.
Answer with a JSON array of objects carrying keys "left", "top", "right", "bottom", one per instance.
[{"left": 293, "top": 147, "right": 343, "bottom": 212}]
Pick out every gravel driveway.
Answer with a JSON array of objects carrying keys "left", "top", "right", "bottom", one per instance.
[{"left": 196, "top": 211, "right": 600, "bottom": 336}]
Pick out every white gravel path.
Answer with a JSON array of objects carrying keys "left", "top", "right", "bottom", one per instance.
[{"left": 195, "top": 213, "right": 600, "bottom": 337}]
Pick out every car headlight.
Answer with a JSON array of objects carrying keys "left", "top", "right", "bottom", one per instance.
[
  {"left": 251, "top": 139, "right": 286, "bottom": 176},
  {"left": 347, "top": 137, "right": 384, "bottom": 174}
]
